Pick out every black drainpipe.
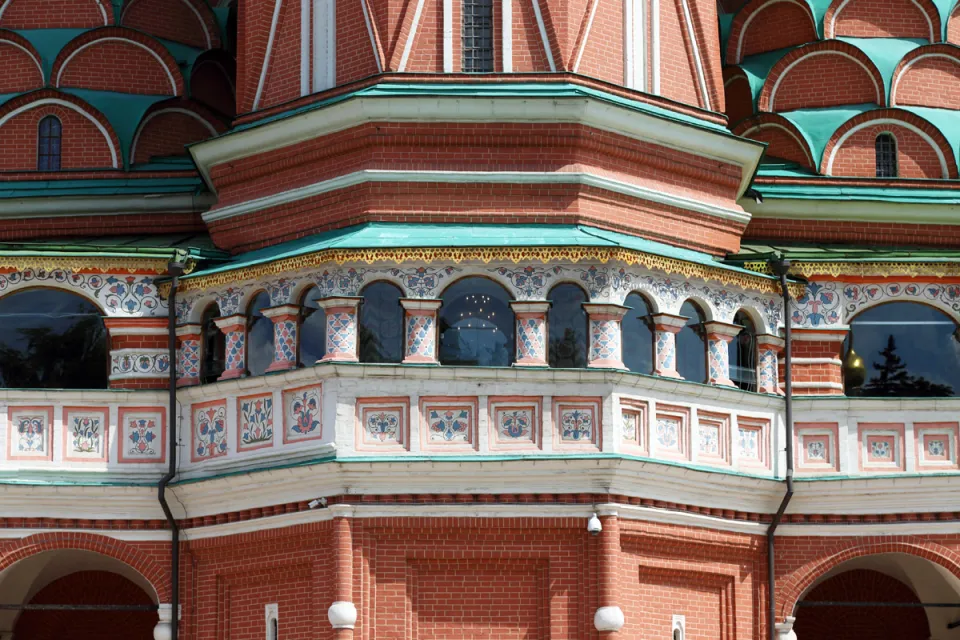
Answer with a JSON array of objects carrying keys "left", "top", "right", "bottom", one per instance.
[
  {"left": 768, "top": 259, "right": 795, "bottom": 640},
  {"left": 159, "top": 256, "right": 187, "bottom": 639}
]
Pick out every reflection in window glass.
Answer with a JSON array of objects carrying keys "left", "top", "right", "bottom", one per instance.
[
  {"left": 548, "top": 284, "right": 588, "bottom": 368},
  {"left": 0, "top": 289, "right": 107, "bottom": 389},
  {"left": 622, "top": 292, "right": 654, "bottom": 374},
  {"left": 247, "top": 291, "right": 273, "bottom": 377},
  {"left": 201, "top": 303, "right": 225, "bottom": 384},
  {"left": 359, "top": 282, "right": 404, "bottom": 363},
  {"left": 730, "top": 310, "right": 757, "bottom": 392},
  {"left": 299, "top": 288, "right": 326, "bottom": 366},
  {"left": 439, "top": 278, "right": 514, "bottom": 366},
  {"left": 38, "top": 115, "right": 62, "bottom": 171},
  {"left": 676, "top": 301, "right": 706, "bottom": 383},
  {"left": 844, "top": 302, "right": 960, "bottom": 397}
]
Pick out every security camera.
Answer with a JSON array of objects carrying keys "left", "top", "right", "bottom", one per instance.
[
  {"left": 308, "top": 497, "right": 328, "bottom": 509},
  {"left": 587, "top": 513, "right": 602, "bottom": 536}
]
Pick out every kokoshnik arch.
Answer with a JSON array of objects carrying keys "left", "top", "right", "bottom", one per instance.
[{"left": 5, "top": 0, "right": 960, "bottom": 638}]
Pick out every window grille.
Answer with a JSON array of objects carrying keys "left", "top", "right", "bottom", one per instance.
[
  {"left": 38, "top": 116, "right": 62, "bottom": 171},
  {"left": 875, "top": 133, "right": 898, "bottom": 178},
  {"left": 463, "top": 0, "right": 494, "bottom": 72}
]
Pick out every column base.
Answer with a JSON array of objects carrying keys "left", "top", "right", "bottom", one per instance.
[
  {"left": 711, "top": 378, "right": 736, "bottom": 388},
  {"left": 177, "top": 377, "right": 200, "bottom": 387},
  {"left": 402, "top": 355, "right": 438, "bottom": 365},
  {"left": 321, "top": 354, "right": 359, "bottom": 363},
  {"left": 265, "top": 360, "right": 297, "bottom": 373},
  {"left": 654, "top": 369, "right": 684, "bottom": 380},
  {"left": 513, "top": 359, "right": 548, "bottom": 367},
  {"left": 588, "top": 360, "right": 626, "bottom": 370},
  {"left": 776, "top": 616, "right": 797, "bottom": 640},
  {"left": 328, "top": 601, "right": 358, "bottom": 629},
  {"left": 594, "top": 606, "right": 625, "bottom": 632},
  {"left": 218, "top": 368, "right": 246, "bottom": 381}
]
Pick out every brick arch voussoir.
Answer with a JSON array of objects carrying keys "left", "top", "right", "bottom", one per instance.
[
  {"left": 724, "top": 67, "right": 755, "bottom": 125},
  {"left": 131, "top": 97, "right": 227, "bottom": 163},
  {"left": 0, "top": 533, "right": 170, "bottom": 603},
  {"left": 0, "top": 28, "right": 44, "bottom": 86},
  {"left": 0, "top": 0, "right": 113, "bottom": 28},
  {"left": 0, "top": 89, "right": 122, "bottom": 169},
  {"left": 820, "top": 108, "right": 958, "bottom": 177},
  {"left": 51, "top": 27, "right": 185, "bottom": 96},
  {"left": 759, "top": 40, "right": 884, "bottom": 111},
  {"left": 891, "top": 43, "right": 960, "bottom": 106},
  {"left": 779, "top": 538, "right": 960, "bottom": 620},
  {"left": 825, "top": 0, "right": 940, "bottom": 40},
  {"left": 734, "top": 113, "right": 817, "bottom": 170},
  {"left": 726, "top": 0, "right": 819, "bottom": 65},
  {"left": 120, "top": 0, "right": 222, "bottom": 50}
]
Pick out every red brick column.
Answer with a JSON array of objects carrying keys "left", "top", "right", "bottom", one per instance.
[
  {"left": 103, "top": 318, "right": 170, "bottom": 390},
  {"left": 594, "top": 512, "right": 624, "bottom": 634},
  {"left": 789, "top": 329, "right": 847, "bottom": 395},
  {"left": 328, "top": 506, "right": 357, "bottom": 636}
]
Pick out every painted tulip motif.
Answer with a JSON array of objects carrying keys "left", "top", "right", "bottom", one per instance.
[
  {"left": 429, "top": 409, "right": 470, "bottom": 441},
  {"left": 17, "top": 416, "right": 45, "bottom": 453},
  {"left": 196, "top": 405, "right": 228, "bottom": 459},
  {"left": 128, "top": 419, "right": 157, "bottom": 456},
  {"left": 241, "top": 397, "right": 274, "bottom": 447},
  {"left": 291, "top": 392, "right": 321, "bottom": 435},
  {"left": 72, "top": 416, "right": 101, "bottom": 453}
]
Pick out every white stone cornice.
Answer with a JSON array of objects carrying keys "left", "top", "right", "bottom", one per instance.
[{"left": 0, "top": 193, "right": 214, "bottom": 221}]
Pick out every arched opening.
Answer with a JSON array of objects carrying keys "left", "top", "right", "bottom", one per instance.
[
  {"left": 793, "top": 553, "right": 960, "bottom": 638},
  {"left": 438, "top": 277, "right": 515, "bottom": 366},
  {"left": 622, "top": 292, "right": 654, "bottom": 375},
  {"left": 0, "top": 289, "right": 107, "bottom": 389},
  {"left": 359, "top": 281, "right": 404, "bottom": 364},
  {"left": 200, "top": 302, "right": 225, "bottom": 384},
  {"left": 298, "top": 287, "right": 326, "bottom": 366},
  {"left": 548, "top": 284, "right": 588, "bottom": 369},
  {"left": 843, "top": 302, "right": 960, "bottom": 397},
  {"left": 876, "top": 133, "right": 898, "bottom": 177},
  {"left": 246, "top": 291, "right": 273, "bottom": 377},
  {"left": 676, "top": 300, "right": 707, "bottom": 383},
  {"left": 37, "top": 115, "right": 62, "bottom": 171},
  {"left": 731, "top": 310, "right": 757, "bottom": 392}
]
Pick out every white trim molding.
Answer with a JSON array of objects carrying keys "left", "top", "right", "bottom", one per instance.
[
  {"left": 400, "top": 0, "right": 427, "bottom": 71},
  {"left": 360, "top": 0, "right": 383, "bottom": 73},
  {"left": 677, "top": 0, "right": 711, "bottom": 110},
  {"left": 254, "top": 0, "right": 285, "bottom": 110},
  {"left": 0, "top": 37, "right": 44, "bottom": 82},
  {"left": 130, "top": 108, "right": 218, "bottom": 163},
  {"left": 826, "top": 117, "right": 949, "bottom": 178},
  {"left": 57, "top": 37, "right": 179, "bottom": 96},
  {"left": 502, "top": 0, "right": 513, "bottom": 72},
  {"left": 768, "top": 50, "right": 882, "bottom": 111},
  {"left": 743, "top": 195, "right": 960, "bottom": 225},
  {"left": 891, "top": 52, "right": 960, "bottom": 106},
  {"left": 0, "top": 99, "right": 119, "bottom": 168},
  {"left": 573, "top": 0, "right": 599, "bottom": 72},
  {"left": 301, "top": 0, "right": 311, "bottom": 95},
  {"left": 312, "top": 0, "right": 336, "bottom": 92},
  {"left": 443, "top": 0, "right": 453, "bottom": 72},
  {"left": 531, "top": 0, "right": 556, "bottom": 71},
  {"left": 0, "top": 192, "right": 214, "bottom": 220}
]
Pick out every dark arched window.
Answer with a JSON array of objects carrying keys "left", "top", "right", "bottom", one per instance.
[
  {"left": 875, "top": 133, "right": 897, "bottom": 178},
  {"left": 548, "top": 284, "right": 588, "bottom": 368},
  {"left": 200, "top": 303, "right": 225, "bottom": 384},
  {"left": 622, "top": 292, "right": 654, "bottom": 374},
  {"left": 731, "top": 310, "right": 757, "bottom": 392},
  {"left": 359, "top": 282, "right": 404, "bottom": 363},
  {"left": 844, "top": 302, "right": 960, "bottom": 397},
  {"left": 439, "top": 277, "right": 514, "bottom": 366},
  {"left": 246, "top": 291, "right": 273, "bottom": 377},
  {"left": 0, "top": 289, "right": 107, "bottom": 389},
  {"left": 38, "top": 116, "right": 62, "bottom": 171},
  {"left": 463, "top": 0, "right": 494, "bottom": 72},
  {"left": 676, "top": 300, "right": 707, "bottom": 383},
  {"left": 299, "top": 287, "right": 326, "bottom": 366}
]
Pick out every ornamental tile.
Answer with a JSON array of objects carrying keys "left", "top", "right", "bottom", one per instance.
[
  {"left": 553, "top": 397, "right": 602, "bottom": 450},
  {"left": 8, "top": 407, "right": 53, "bottom": 461},
  {"left": 357, "top": 397, "right": 409, "bottom": 450},
  {"left": 488, "top": 397, "right": 541, "bottom": 450},
  {"left": 238, "top": 394, "right": 274, "bottom": 452},
  {"left": 283, "top": 385, "right": 323, "bottom": 443},
  {"left": 419, "top": 397, "right": 477, "bottom": 450},
  {"left": 193, "top": 400, "right": 228, "bottom": 462},
  {"left": 63, "top": 407, "right": 108, "bottom": 462},
  {"left": 118, "top": 408, "right": 165, "bottom": 463}
]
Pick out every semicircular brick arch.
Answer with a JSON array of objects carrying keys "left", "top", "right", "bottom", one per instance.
[
  {"left": 735, "top": 114, "right": 817, "bottom": 171},
  {"left": 891, "top": 44, "right": 960, "bottom": 108},
  {"left": 824, "top": 0, "right": 940, "bottom": 40},
  {"left": 130, "top": 98, "right": 226, "bottom": 165},
  {"left": 726, "top": 0, "right": 819, "bottom": 65},
  {"left": 0, "top": 0, "right": 111, "bottom": 29},
  {"left": 759, "top": 41, "right": 884, "bottom": 112},
  {"left": 121, "top": 0, "right": 221, "bottom": 49},
  {"left": 0, "top": 29, "right": 43, "bottom": 92},
  {"left": 52, "top": 27, "right": 185, "bottom": 96},
  {"left": 723, "top": 68, "right": 755, "bottom": 126}
]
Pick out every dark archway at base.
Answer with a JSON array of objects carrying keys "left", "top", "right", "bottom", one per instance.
[
  {"left": 794, "top": 569, "right": 931, "bottom": 639},
  {"left": 13, "top": 570, "right": 155, "bottom": 639}
]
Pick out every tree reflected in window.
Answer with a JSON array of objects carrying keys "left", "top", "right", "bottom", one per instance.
[
  {"left": 676, "top": 300, "right": 707, "bottom": 383},
  {"left": 845, "top": 302, "right": 959, "bottom": 397},
  {"left": 299, "top": 287, "right": 326, "bottom": 366},
  {"left": 439, "top": 278, "right": 514, "bottom": 366},
  {"left": 730, "top": 310, "right": 757, "bottom": 392},
  {"left": 622, "top": 292, "right": 654, "bottom": 374},
  {"left": 359, "top": 282, "right": 404, "bottom": 363},
  {"left": 0, "top": 289, "right": 107, "bottom": 389},
  {"left": 247, "top": 291, "right": 273, "bottom": 377},
  {"left": 548, "top": 284, "right": 588, "bottom": 368},
  {"left": 200, "top": 303, "right": 225, "bottom": 384}
]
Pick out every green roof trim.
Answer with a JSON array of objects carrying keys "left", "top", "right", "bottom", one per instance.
[
  {"left": 0, "top": 175, "right": 204, "bottom": 199},
  {"left": 180, "top": 222, "right": 778, "bottom": 282},
  {"left": 838, "top": 36, "right": 924, "bottom": 99},
  {"left": 731, "top": 241, "right": 960, "bottom": 262},
  {"left": 750, "top": 176, "right": 960, "bottom": 204},
  {"left": 0, "top": 234, "right": 227, "bottom": 261},
  {"left": 737, "top": 46, "right": 795, "bottom": 106}
]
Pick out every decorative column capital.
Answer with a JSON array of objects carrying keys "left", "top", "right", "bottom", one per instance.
[
  {"left": 175, "top": 323, "right": 202, "bottom": 338},
  {"left": 756, "top": 333, "right": 785, "bottom": 351},
  {"left": 175, "top": 323, "right": 202, "bottom": 387},
  {"left": 584, "top": 304, "right": 629, "bottom": 370},
  {"left": 511, "top": 300, "right": 550, "bottom": 367},
  {"left": 318, "top": 297, "right": 362, "bottom": 363},
  {"left": 401, "top": 298, "right": 442, "bottom": 364},
  {"left": 262, "top": 304, "right": 301, "bottom": 372},
  {"left": 702, "top": 320, "right": 743, "bottom": 341},
  {"left": 328, "top": 601, "right": 358, "bottom": 629},
  {"left": 214, "top": 314, "right": 248, "bottom": 380},
  {"left": 261, "top": 304, "right": 301, "bottom": 319},
  {"left": 776, "top": 616, "right": 797, "bottom": 640},
  {"left": 651, "top": 312, "right": 689, "bottom": 333}
]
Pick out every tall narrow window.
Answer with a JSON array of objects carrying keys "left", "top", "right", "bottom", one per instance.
[
  {"left": 622, "top": 292, "right": 654, "bottom": 374},
  {"left": 730, "top": 310, "right": 757, "bottom": 392},
  {"left": 359, "top": 282, "right": 404, "bottom": 364},
  {"left": 463, "top": 0, "right": 494, "bottom": 72},
  {"left": 247, "top": 291, "right": 274, "bottom": 377},
  {"left": 875, "top": 133, "right": 897, "bottom": 178},
  {"left": 676, "top": 300, "right": 706, "bottom": 383},
  {"left": 548, "top": 284, "right": 588, "bottom": 369},
  {"left": 299, "top": 287, "right": 326, "bottom": 366},
  {"left": 201, "top": 303, "right": 226, "bottom": 384},
  {"left": 38, "top": 116, "right": 62, "bottom": 171}
]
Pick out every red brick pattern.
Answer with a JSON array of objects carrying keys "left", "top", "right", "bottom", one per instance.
[
  {"left": 0, "top": 0, "right": 111, "bottom": 29},
  {"left": 259, "top": 0, "right": 303, "bottom": 108},
  {"left": 893, "top": 48, "right": 960, "bottom": 109},
  {"left": 790, "top": 338, "right": 844, "bottom": 395},
  {"left": 725, "top": 0, "right": 817, "bottom": 64},
  {"left": 577, "top": 0, "right": 624, "bottom": 85},
  {"left": 723, "top": 70, "right": 753, "bottom": 126},
  {"left": 736, "top": 115, "right": 814, "bottom": 169},
  {"left": 513, "top": 0, "right": 552, "bottom": 72},
  {"left": 0, "top": 212, "right": 203, "bottom": 241},
  {"left": 659, "top": 0, "right": 703, "bottom": 107},
  {"left": 746, "top": 215, "right": 960, "bottom": 247},
  {"left": 122, "top": 0, "right": 221, "bottom": 49},
  {"left": 0, "top": 34, "right": 44, "bottom": 93},
  {"left": 133, "top": 103, "right": 225, "bottom": 164},
  {"left": 827, "top": 0, "right": 936, "bottom": 39}
]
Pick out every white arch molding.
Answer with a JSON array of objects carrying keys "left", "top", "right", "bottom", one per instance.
[
  {"left": 733, "top": 0, "right": 816, "bottom": 64},
  {"left": 741, "top": 122, "right": 816, "bottom": 167},
  {"left": 825, "top": 117, "right": 949, "bottom": 178},
  {"left": 55, "top": 37, "right": 179, "bottom": 95},
  {"left": 121, "top": 0, "right": 213, "bottom": 49},
  {"left": 828, "top": 0, "right": 935, "bottom": 41},
  {"left": 130, "top": 108, "right": 218, "bottom": 164},
  {"left": 0, "top": 98, "right": 119, "bottom": 168},
  {"left": 767, "top": 50, "right": 883, "bottom": 110},
  {"left": 0, "top": 38, "right": 43, "bottom": 82},
  {"left": 890, "top": 52, "right": 960, "bottom": 106},
  {"left": 0, "top": 0, "right": 108, "bottom": 24}
]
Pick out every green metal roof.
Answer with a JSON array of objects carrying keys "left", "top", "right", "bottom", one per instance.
[
  {"left": 737, "top": 47, "right": 794, "bottom": 107},
  {"left": 750, "top": 173, "right": 960, "bottom": 203},
  {"left": 839, "top": 37, "right": 924, "bottom": 98},
  {"left": 730, "top": 241, "right": 960, "bottom": 262},
  {"left": 181, "top": 222, "right": 778, "bottom": 282},
  {"left": 0, "top": 175, "right": 204, "bottom": 199},
  {"left": 779, "top": 103, "right": 874, "bottom": 167},
  {"left": 0, "top": 234, "right": 227, "bottom": 261}
]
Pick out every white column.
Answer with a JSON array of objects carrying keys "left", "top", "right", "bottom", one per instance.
[
  {"left": 502, "top": 0, "right": 513, "bottom": 71},
  {"left": 153, "top": 604, "right": 173, "bottom": 640},
  {"left": 776, "top": 616, "right": 797, "bottom": 640}
]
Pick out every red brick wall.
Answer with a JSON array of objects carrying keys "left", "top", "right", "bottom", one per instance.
[
  {"left": 0, "top": 37, "right": 43, "bottom": 93},
  {"left": 237, "top": 0, "right": 275, "bottom": 112},
  {"left": 55, "top": 33, "right": 183, "bottom": 96},
  {"left": 829, "top": 0, "right": 934, "bottom": 38},
  {"left": 894, "top": 53, "right": 960, "bottom": 109},
  {"left": 122, "top": 0, "right": 220, "bottom": 49},
  {"left": 660, "top": 0, "right": 703, "bottom": 107},
  {"left": 577, "top": 0, "right": 624, "bottom": 85},
  {"left": 723, "top": 73, "right": 753, "bottom": 126},
  {"left": 259, "top": 0, "right": 302, "bottom": 109},
  {"left": 0, "top": 0, "right": 110, "bottom": 28},
  {"left": 13, "top": 571, "right": 157, "bottom": 640},
  {"left": 793, "top": 569, "right": 930, "bottom": 638},
  {"left": 949, "top": 3, "right": 960, "bottom": 43},
  {"left": 0, "top": 103, "right": 116, "bottom": 171},
  {"left": 0, "top": 212, "right": 204, "bottom": 240},
  {"left": 746, "top": 216, "right": 960, "bottom": 248},
  {"left": 406, "top": 0, "right": 444, "bottom": 72},
  {"left": 727, "top": 1, "right": 817, "bottom": 63},
  {"left": 737, "top": 121, "right": 813, "bottom": 169},
  {"left": 791, "top": 338, "right": 844, "bottom": 395},
  {"left": 828, "top": 122, "right": 949, "bottom": 179},
  {"left": 337, "top": 0, "right": 381, "bottom": 82},
  {"left": 133, "top": 109, "right": 221, "bottom": 164},
  {"left": 762, "top": 50, "right": 881, "bottom": 111},
  {"left": 513, "top": 0, "right": 551, "bottom": 72}
]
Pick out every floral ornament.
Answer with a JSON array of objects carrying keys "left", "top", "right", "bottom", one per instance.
[
  {"left": 928, "top": 439, "right": 946, "bottom": 457},
  {"left": 71, "top": 416, "right": 101, "bottom": 453},
  {"left": 291, "top": 391, "right": 321, "bottom": 435},
  {"left": 792, "top": 282, "right": 841, "bottom": 327},
  {"left": 389, "top": 266, "right": 460, "bottom": 297},
  {"left": 429, "top": 409, "right": 470, "bottom": 441},
  {"left": 128, "top": 419, "right": 158, "bottom": 456},
  {"left": 573, "top": 266, "right": 613, "bottom": 298},
  {"left": 112, "top": 353, "right": 170, "bottom": 376},
  {"left": 195, "top": 405, "right": 228, "bottom": 459},
  {"left": 560, "top": 409, "right": 593, "bottom": 441},
  {"left": 870, "top": 440, "right": 892, "bottom": 459},
  {"left": 240, "top": 396, "right": 274, "bottom": 447},
  {"left": 754, "top": 296, "right": 783, "bottom": 333},
  {"left": 844, "top": 282, "right": 960, "bottom": 316},
  {"left": 366, "top": 411, "right": 400, "bottom": 442},
  {"left": 175, "top": 298, "right": 193, "bottom": 323},
  {"left": 706, "top": 288, "right": 748, "bottom": 319},
  {"left": 0, "top": 269, "right": 164, "bottom": 315},
  {"left": 656, "top": 417, "right": 679, "bottom": 449},
  {"left": 215, "top": 287, "right": 245, "bottom": 315},
  {"left": 16, "top": 416, "right": 45, "bottom": 453},
  {"left": 318, "top": 268, "right": 367, "bottom": 297},
  {"left": 490, "top": 265, "right": 561, "bottom": 298},
  {"left": 103, "top": 276, "right": 162, "bottom": 314},
  {"left": 499, "top": 410, "right": 531, "bottom": 439},
  {"left": 806, "top": 440, "right": 825, "bottom": 461},
  {"left": 267, "top": 277, "right": 297, "bottom": 305}
]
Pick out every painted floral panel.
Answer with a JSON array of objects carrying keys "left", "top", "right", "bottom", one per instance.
[
  {"left": 284, "top": 386, "right": 323, "bottom": 443},
  {"left": 238, "top": 394, "right": 274, "bottom": 451}
]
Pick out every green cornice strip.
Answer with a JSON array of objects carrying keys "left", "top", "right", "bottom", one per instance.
[{"left": 0, "top": 176, "right": 204, "bottom": 199}]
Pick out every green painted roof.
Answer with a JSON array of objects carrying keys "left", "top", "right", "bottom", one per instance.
[
  {"left": 0, "top": 175, "right": 204, "bottom": 199},
  {"left": 737, "top": 47, "right": 794, "bottom": 106},
  {"left": 731, "top": 241, "right": 960, "bottom": 261},
  {"left": 751, "top": 168, "right": 960, "bottom": 203},
  {"left": 779, "top": 103, "right": 874, "bottom": 166},
  {"left": 900, "top": 105, "right": 960, "bottom": 167},
  {"left": 0, "top": 234, "right": 226, "bottom": 261},
  {"left": 181, "top": 222, "right": 778, "bottom": 282},
  {"left": 14, "top": 28, "right": 86, "bottom": 79},
  {"left": 839, "top": 37, "right": 924, "bottom": 98}
]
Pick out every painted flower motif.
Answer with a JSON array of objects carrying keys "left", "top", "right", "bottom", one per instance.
[
  {"left": 561, "top": 409, "right": 593, "bottom": 441},
  {"left": 807, "top": 440, "right": 826, "bottom": 461},
  {"left": 72, "top": 416, "right": 101, "bottom": 453},
  {"left": 699, "top": 427, "right": 719, "bottom": 455},
  {"left": 499, "top": 410, "right": 530, "bottom": 439},
  {"left": 656, "top": 418, "right": 679, "bottom": 449},
  {"left": 870, "top": 440, "right": 892, "bottom": 460},
  {"left": 240, "top": 397, "right": 274, "bottom": 446},
  {"left": 622, "top": 412, "right": 638, "bottom": 442},
  {"left": 17, "top": 416, "right": 45, "bottom": 453},
  {"left": 196, "top": 406, "right": 228, "bottom": 459},
  {"left": 366, "top": 411, "right": 399, "bottom": 442},
  {"left": 928, "top": 439, "right": 946, "bottom": 457},
  {"left": 429, "top": 409, "right": 470, "bottom": 441},
  {"left": 738, "top": 428, "right": 758, "bottom": 458},
  {"left": 291, "top": 393, "right": 321, "bottom": 435},
  {"left": 129, "top": 419, "right": 157, "bottom": 455}
]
